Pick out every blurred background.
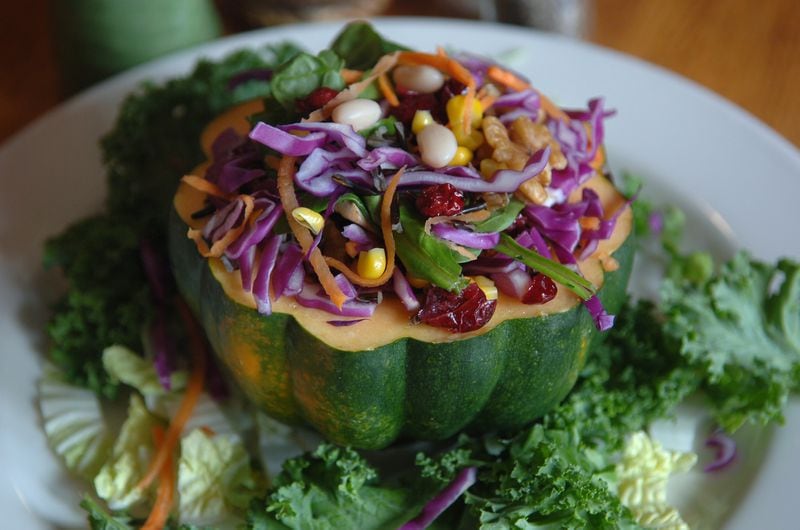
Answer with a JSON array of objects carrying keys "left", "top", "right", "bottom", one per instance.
[{"left": 1, "top": 0, "right": 798, "bottom": 147}]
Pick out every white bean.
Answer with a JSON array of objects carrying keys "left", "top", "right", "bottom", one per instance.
[
  {"left": 331, "top": 98, "right": 382, "bottom": 131},
  {"left": 392, "top": 65, "right": 445, "bottom": 94},
  {"left": 417, "top": 123, "right": 457, "bottom": 169}
]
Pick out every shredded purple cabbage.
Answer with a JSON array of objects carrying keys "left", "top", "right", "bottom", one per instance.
[
  {"left": 431, "top": 224, "right": 500, "bottom": 249},
  {"left": 704, "top": 430, "right": 737, "bottom": 472},
  {"left": 225, "top": 197, "right": 283, "bottom": 260},
  {"left": 392, "top": 268, "right": 420, "bottom": 312},
  {"left": 357, "top": 146, "right": 420, "bottom": 171},
  {"left": 249, "top": 122, "right": 328, "bottom": 156},
  {"left": 295, "top": 282, "right": 377, "bottom": 317},
  {"left": 252, "top": 235, "right": 282, "bottom": 315},
  {"left": 399, "top": 467, "right": 477, "bottom": 530},
  {"left": 492, "top": 268, "right": 531, "bottom": 300},
  {"left": 342, "top": 223, "right": 376, "bottom": 250},
  {"left": 149, "top": 308, "right": 173, "bottom": 391}
]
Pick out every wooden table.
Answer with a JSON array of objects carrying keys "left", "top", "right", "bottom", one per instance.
[{"left": 1, "top": 0, "right": 798, "bottom": 147}]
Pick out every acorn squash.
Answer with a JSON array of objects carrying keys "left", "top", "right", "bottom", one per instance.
[{"left": 168, "top": 101, "right": 634, "bottom": 449}]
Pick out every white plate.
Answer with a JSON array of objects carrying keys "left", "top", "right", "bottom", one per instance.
[{"left": 1, "top": 18, "right": 798, "bottom": 529}]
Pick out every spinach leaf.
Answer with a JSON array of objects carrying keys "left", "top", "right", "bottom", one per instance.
[
  {"left": 472, "top": 198, "right": 525, "bottom": 233},
  {"left": 395, "top": 202, "right": 468, "bottom": 292},
  {"left": 330, "top": 22, "right": 408, "bottom": 70},
  {"left": 270, "top": 51, "right": 345, "bottom": 110}
]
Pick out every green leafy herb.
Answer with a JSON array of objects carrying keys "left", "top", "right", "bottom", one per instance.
[
  {"left": 471, "top": 198, "right": 525, "bottom": 233},
  {"left": 330, "top": 21, "right": 408, "bottom": 70},
  {"left": 270, "top": 51, "right": 345, "bottom": 110},
  {"left": 495, "top": 234, "right": 597, "bottom": 300},
  {"left": 395, "top": 202, "right": 469, "bottom": 292}
]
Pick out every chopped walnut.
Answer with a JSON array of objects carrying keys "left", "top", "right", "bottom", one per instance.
[
  {"left": 509, "top": 116, "right": 567, "bottom": 170},
  {"left": 479, "top": 115, "right": 554, "bottom": 205}
]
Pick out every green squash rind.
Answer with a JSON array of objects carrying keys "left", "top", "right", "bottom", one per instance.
[{"left": 169, "top": 205, "right": 634, "bottom": 449}]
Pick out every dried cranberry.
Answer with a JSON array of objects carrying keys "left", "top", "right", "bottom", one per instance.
[
  {"left": 389, "top": 93, "right": 442, "bottom": 126},
  {"left": 417, "top": 283, "right": 497, "bottom": 333},
  {"left": 521, "top": 273, "right": 558, "bottom": 305},
  {"left": 416, "top": 183, "right": 465, "bottom": 217},
  {"left": 436, "top": 78, "right": 467, "bottom": 108},
  {"left": 296, "top": 87, "right": 339, "bottom": 115},
  {"left": 506, "top": 214, "right": 528, "bottom": 236}
]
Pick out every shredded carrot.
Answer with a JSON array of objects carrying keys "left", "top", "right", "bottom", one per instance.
[
  {"left": 187, "top": 228, "right": 211, "bottom": 256},
  {"left": 580, "top": 217, "right": 601, "bottom": 230},
  {"left": 277, "top": 156, "right": 348, "bottom": 308},
  {"left": 264, "top": 154, "right": 282, "bottom": 171},
  {"left": 486, "top": 65, "right": 529, "bottom": 92},
  {"left": 436, "top": 45, "right": 447, "bottom": 58},
  {"left": 396, "top": 51, "right": 477, "bottom": 134},
  {"left": 478, "top": 94, "right": 497, "bottom": 111},
  {"left": 180, "top": 175, "right": 232, "bottom": 199},
  {"left": 377, "top": 73, "right": 399, "bottom": 107},
  {"left": 141, "top": 425, "right": 175, "bottom": 530},
  {"left": 486, "top": 65, "right": 571, "bottom": 123},
  {"left": 136, "top": 298, "right": 206, "bottom": 493},
  {"left": 200, "top": 425, "right": 216, "bottom": 437},
  {"left": 325, "top": 168, "right": 402, "bottom": 287},
  {"left": 340, "top": 68, "right": 363, "bottom": 84}
]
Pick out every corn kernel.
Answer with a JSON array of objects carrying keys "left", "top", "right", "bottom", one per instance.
[
  {"left": 448, "top": 146, "right": 473, "bottom": 166},
  {"left": 411, "top": 109, "right": 435, "bottom": 134},
  {"left": 291, "top": 207, "right": 325, "bottom": 234},
  {"left": 357, "top": 248, "right": 387, "bottom": 279},
  {"left": 453, "top": 128, "right": 484, "bottom": 150},
  {"left": 471, "top": 275, "right": 498, "bottom": 301},
  {"left": 446, "top": 95, "right": 484, "bottom": 128}
]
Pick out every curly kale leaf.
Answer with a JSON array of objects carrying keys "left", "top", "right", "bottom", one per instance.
[
  {"left": 102, "top": 47, "right": 284, "bottom": 232},
  {"left": 662, "top": 252, "right": 800, "bottom": 431},
  {"left": 45, "top": 45, "right": 293, "bottom": 396},
  {"left": 44, "top": 215, "right": 152, "bottom": 398},
  {"left": 247, "top": 444, "right": 431, "bottom": 530},
  {"left": 544, "top": 300, "right": 701, "bottom": 452}
]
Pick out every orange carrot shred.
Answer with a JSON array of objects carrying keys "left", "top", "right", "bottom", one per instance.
[
  {"left": 277, "top": 156, "right": 348, "bottom": 308},
  {"left": 141, "top": 425, "right": 175, "bottom": 530},
  {"left": 181, "top": 175, "right": 232, "bottom": 199},
  {"left": 325, "top": 168, "right": 402, "bottom": 287},
  {"left": 478, "top": 94, "right": 497, "bottom": 111},
  {"left": 136, "top": 298, "right": 206, "bottom": 493},
  {"left": 378, "top": 73, "right": 399, "bottom": 107},
  {"left": 340, "top": 68, "right": 363, "bottom": 84},
  {"left": 486, "top": 65, "right": 571, "bottom": 123}
]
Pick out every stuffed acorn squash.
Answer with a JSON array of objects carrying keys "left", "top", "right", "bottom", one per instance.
[{"left": 169, "top": 45, "right": 633, "bottom": 449}]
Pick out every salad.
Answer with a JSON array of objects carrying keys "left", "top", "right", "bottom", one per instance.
[{"left": 39, "top": 22, "right": 800, "bottom": 530}]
